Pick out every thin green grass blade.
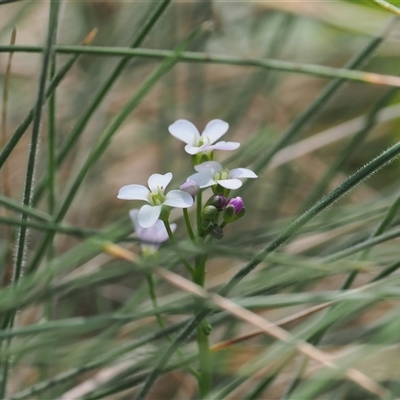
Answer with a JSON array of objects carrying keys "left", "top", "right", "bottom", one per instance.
[
  {"left": 301, "top": 88, "right": 398, "bottom": 210},
  {"left": 3, "top": 44, "right": 400, "bottom": 87},
  {"left": 0, "top": 49, "right": 82, "bottom": 169},
  {"left": 237, "top": 16, "right": 398, "bottom": 195},
  {"left": 0, "top": 0, "right": 60, "bottom": 396},
  {"left": 32, "top": 0, "right": 172, "bottom": 205}
]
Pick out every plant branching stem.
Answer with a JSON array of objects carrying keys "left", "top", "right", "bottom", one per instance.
[{"left": 183, "top": 208, "right": 195, "bottom": 241}]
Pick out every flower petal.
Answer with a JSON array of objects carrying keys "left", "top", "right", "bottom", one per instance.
[
  {"left": 148, "top": 172, "right": 172, "bottom": 192},
  {"left": 118, "top": 185, "right": 149, "bottom": 201},
  {"left": 168, "top": 119, "right": 199, "bottom": 144},
  {"left": 202, "top": 119, "right": 229, "bottom": 144},
  {"left": 151, "top": 220, "right": 171, "bottom": 243},
  {"left": 138, "top": 205, "right": 161, "bottom": 228},
  {"left": 140, "top": 220, "right": 165, "bottom": 243},
  {"left": 180, "top": 180, "right": 199, "bottom": 198},
  {"left": 187, "top": 172, "right": 216, "bottom": 188},
  {"left": 184, "top": 144, "right": 203, "bottom": 155},
  {"left": 164, "top": 190, "right": 193, "bottom": 208},
  {"left": 209, "top": 141, "right": 240, "bottom": 151},
  {"left": 194, "top": 161, "right": 222, "bottom": 174},
  {"left": 129, "top": 209, "right": 144, "bottom": 236},
  {"left": 217, "top": 179, "right": 242, "bottom": 189},
  {"left": 229, "top": 168, "right": 258, "bottom": 179},
  {"left": 150, "top": 221, "right": 176, "bottom": 244}
]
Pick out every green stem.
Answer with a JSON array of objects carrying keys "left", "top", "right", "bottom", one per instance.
[
  {"left": 196, "top": 191, "right": 202, "bottom": 236},
  {"left": 193, "top": 253, "right": 212, "bottom": 397},
  {"left": 163, "top": 220, "right": 194, "bottom": 275},
  {"left": 196, "top": 322, "right": 212, "bottom": 397},
  {"left": 183, "top": 208, "right": 195, "bottom": 241}
]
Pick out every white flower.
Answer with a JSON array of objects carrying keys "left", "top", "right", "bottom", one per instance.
[
  {"left": 188, "top": 161, "right": 257, "bottom": 190},
  {"left": 118, "top": 172, "right": 193, "bottom": 228},
  {"left": 168, "top": 119, "right": 240, "bottom": 155},
  {"left": 129, "top": 209, "right": 176, "bottom": 254}
]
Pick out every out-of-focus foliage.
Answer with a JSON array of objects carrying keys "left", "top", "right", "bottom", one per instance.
[{"left": 1, "top": 1, "right": 400, "bottom": 399}]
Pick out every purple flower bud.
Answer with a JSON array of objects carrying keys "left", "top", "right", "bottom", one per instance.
[
  {"left": 223, "top": 197, "right": 245, "bottom": 223},
  {"left": 180, "top": 180, "right": 200, "bottom": 199},
  {"left": 205, "top": 194, "right": 228, "bottom": 210},
  {"left": 228, "top": 197, "right": 244, "bottom": 213}
]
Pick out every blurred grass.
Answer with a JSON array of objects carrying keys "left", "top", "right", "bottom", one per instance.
[{"left": 2, "top": 1, "right": 400, "bottom": 399}]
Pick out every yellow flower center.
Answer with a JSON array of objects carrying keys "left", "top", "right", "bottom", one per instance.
[
  {"left": 148, "top": 186, "right": 165, "bottom": 206},
  {"left": 214, "top": 169, "right": 230, "bottom": 181}
]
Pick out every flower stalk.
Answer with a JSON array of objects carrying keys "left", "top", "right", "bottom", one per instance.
[{"left": 118, "top": 117, "right": 256, "bottom": 398}]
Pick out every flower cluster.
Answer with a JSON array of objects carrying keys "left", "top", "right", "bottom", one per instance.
[{"left": 118, "top": 119, "right": 257, "bottom": 252}]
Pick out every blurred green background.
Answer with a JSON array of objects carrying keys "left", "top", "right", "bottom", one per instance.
[{"left": 2, "top": 1, "right": 400, "bottom": 399}]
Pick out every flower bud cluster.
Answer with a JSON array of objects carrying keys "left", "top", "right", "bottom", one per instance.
[{"left": 200, "top": 195, "right": 245, "bottom": 239}]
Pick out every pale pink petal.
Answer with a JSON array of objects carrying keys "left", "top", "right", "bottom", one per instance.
[
  {"left": 184, "top": 144, "right": 203, "bottom": 155},
  {"left": 229, "top": 168, "right": 258, "bottom": 179},
  {"left": 202, "top": 119, "right": 229, "bottom": 144},
  {"left": 151, "top": 222, "right": 176, "bottom": 244},
  {"left": 138, "top": 205, "right": 162, "bottom": 228},
  {"left": 148, "top": 172, "right": 172, "bottom": 192},
  {"left": 209, "top": 141, "right": 240, "bottom": 151},
  {"left": 118, "top": 185, "right": 149, "bottom": 201},
  {"left": 187, "top": 173, "right": 216, "bottom": 188},
  {"left": 217, "top": 179, "right": 242, "bottom": 189},
  {"left": 151, "top": 220, "right": 171, "bottom": 243},
  {"left": 164, "top": 190, "right": 193, "bottom": 208},
  {"left": 129, "top": 209, "right": 144, "bottom": 236},
  {"left": 194, "top": 161, "right": 222, "bottom": 174},
  {"left": 168, "top": 119, "right": 199, "bottom": 144},
  {"left": 141, "top": 220, "right": 166, "bottom": 243}
]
